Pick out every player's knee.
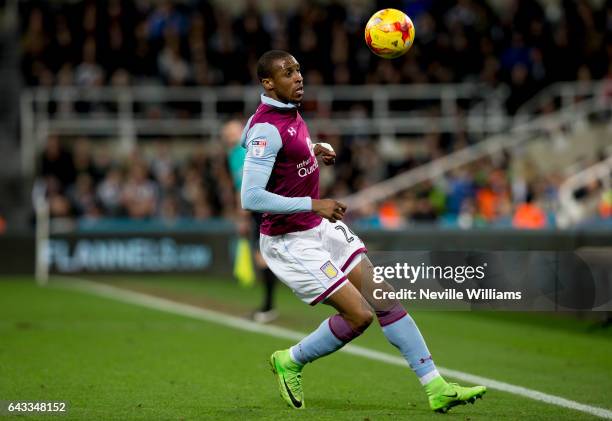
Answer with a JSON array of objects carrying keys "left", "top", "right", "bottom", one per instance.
[
  {"left": 348, "top": 309, "right": 373, "bottom": 333},
  {"left": 375, "top": 302, "right": 407, "bottom": 327},
  {"left": 361, "top": 310, "right": 374, "bottom": 330}
]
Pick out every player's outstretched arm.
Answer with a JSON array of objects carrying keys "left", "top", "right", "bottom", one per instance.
[{"left": 312, "top": 199, "right": 346, "bottom": 223}]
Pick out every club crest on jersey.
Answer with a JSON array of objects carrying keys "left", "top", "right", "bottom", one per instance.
[
  {"left": 320, "top": 261, "right": 338, "bottom": 279},
  {"left": 251, "top": 138, "right": 267, "bottom": 157}
]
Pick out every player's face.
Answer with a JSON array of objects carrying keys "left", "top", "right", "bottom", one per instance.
[{"left": 267, "top": 56, "right": 304, "bottom": 104}]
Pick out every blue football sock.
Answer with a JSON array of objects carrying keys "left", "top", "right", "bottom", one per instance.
[
  {"left": 380, "top": 311, "right": 439, "bottom": 384},
  {"left": 289, "top": 315, "right": 362, "bottom": 366}
]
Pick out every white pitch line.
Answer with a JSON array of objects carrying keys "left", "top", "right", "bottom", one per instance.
[{"left": 54, "top": 277, "right": 612, "bottom": 420}]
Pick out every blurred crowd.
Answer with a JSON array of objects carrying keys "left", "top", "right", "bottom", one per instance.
[
  {"left": 351, "top": 155, "right": 563, "bottom": 229},
  {"left": 26, "top": 0, "right": 612, "bottom": 229},
  {"left": 38, "top": 134, "right": 235, "bottom": 223},
  {"left": 39, "top": 126, "right": 598, "bottom": 230},
  {"left": 21, "top": 0, "right": 612, "bottom": 114}
]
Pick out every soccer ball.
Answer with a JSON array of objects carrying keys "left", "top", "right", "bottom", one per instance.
[{"left": 365, "top": 9, "right": 415, "bottom": 59}]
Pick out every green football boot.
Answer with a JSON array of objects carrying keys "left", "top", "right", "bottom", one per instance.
[
  {"left": 269, "top": 349, "right": 305, "bottom": 409},
  {"left": 425, "top": 377, "right": 486, "bottom": 413}
]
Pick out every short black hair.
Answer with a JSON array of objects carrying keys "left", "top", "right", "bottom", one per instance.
[{"left": 256, "top": 50, "right": 292, "bottom": 81}]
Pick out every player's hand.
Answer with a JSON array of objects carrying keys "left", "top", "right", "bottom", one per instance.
[
  {"left": 312, "top": 199, "right": 347, "bottom": 223},
  {"left": 314, "top": 143, "right": 336, "bottom": 166}
]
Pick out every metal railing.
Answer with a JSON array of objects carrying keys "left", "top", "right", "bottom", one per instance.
[
  {"left": 515, "top": 80, "right": 609, "bottom": 118},
  {"left": 20, "top": 83, "right": 509, "bottom": 176}
]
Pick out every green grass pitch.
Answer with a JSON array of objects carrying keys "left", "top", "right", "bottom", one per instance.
[{"left": 1, "top": 275, "right": 611, "bottom": 420}]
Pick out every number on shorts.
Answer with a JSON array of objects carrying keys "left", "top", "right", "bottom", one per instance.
[{"left": 335, "top": 225, "right": 355, "bottom": 243}]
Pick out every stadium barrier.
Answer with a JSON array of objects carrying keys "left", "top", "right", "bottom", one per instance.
[
  {"left": 1, "top": 227, "right": 610, "bottom": 270},
  {"left": 1, "top": 226, "right": 610, "bottom": 270},
  {"left": 3, "top": 225, "right": 611, "bottom": 309}
]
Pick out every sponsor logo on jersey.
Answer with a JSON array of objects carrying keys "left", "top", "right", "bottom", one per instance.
[
  {"left": 320, "top": 261, "right": 338, "bottom": 279},
  {"left": 297, "top": 160, "right": 318, "bottom": 177},
  {"left": 251, "top": 138, "right": 267, "bottom": 157}
]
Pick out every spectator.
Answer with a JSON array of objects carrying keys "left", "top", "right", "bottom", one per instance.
[
  {"left": 41, "top": 135, "right": 75, "bottom": 188},
  {"left": 68, "top": 173, "right": 96, "bottom": 216},
  {"left": 148, "top": 0, "right": 189, "bottom": 40},
  {"left": 21, "top": 7, "right": 49, "bottom": 85},
  {"left": 512, "top": 191, "right": 547, "bottom": 229},
  {"left": 378, "top": 201, "right": 403, "bottom": 228},
  {"left": 121, "top": 164, "right": 158, "bottom": 219},
  {"left": 412, "top": 192, "right": 438, "bottom": 222},
  {"left": 48, "top": 192, "right": 74, "bottom": 219},
  {"left": 131, "top": 21, "right": 157, "bottom": 78},
  {"left": 158, "top": 29, "right": 191, "bottom": 85},
  {"left": 75, "top": 38, "right": 104, "bottom": 87},
  {"left": 599, "top": 189, "right": 612, "bottom": 219},
  {"left": 97, "top": 168, "right": 123, "bottom": 216},
  {"left": 158, "top": 169, "right": 183, "bottom": 210},
  {"left": 159, "top": 195, "right": 180, "bottom": 221}
]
